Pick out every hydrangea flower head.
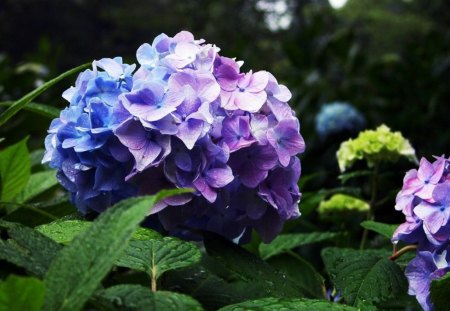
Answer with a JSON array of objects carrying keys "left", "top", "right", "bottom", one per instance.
[
  {"left": 318, "top": 194, "right": 369, "bottom": 222},
  {"left": 393, "top": 156, "right": 450, "bottom": 249},
  {"left": 315, "top": 101, "right": 365, "bottom": 139},
  {"left": 336, "top": 124, "right": 417, "bottom": 172},
  {"left": 43, "top": 31, "right": 305, "bottom": 243},
  {"left": 393, "top": 155, "right": 450, "bottom": 309}
]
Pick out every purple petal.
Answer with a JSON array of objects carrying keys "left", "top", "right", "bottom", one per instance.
[
  {"left": 114, "top": 119, "right": 147, "bottom": 150},
  {"left": 176, "top": 119, "right": 204, "bottom": 150},
  {"left": 235, "top": 91, "right": 267, "bottom": 112},
  {"left": 206, "top": 166, "right": 234, "bottom": 188}
]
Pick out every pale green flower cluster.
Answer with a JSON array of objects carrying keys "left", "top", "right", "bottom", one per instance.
[
  {"left": 336, "top": 124, "right": 417, "bottom": 172},
  {"left": 318, "top": 194, "right": 370, "bottom": 215}
]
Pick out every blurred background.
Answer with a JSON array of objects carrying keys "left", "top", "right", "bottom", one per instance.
[{"left": 0, "top": 0, "right": 449, "bottom": 224}]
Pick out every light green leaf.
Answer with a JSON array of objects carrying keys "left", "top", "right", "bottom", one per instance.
[
  {"left": 0, "top": 101, "right": 59, "bottom": 119},
  {"left": 360, "top": 220, "right": 399, "bottom": 239},
  {"left": 37, "top": 220, "right": 92, "bottom": 244},
  {"left": 95, "top": 284, "right": 204, "bottom": 311},
  {"left": 0, "top": 220, "right": 62, "bottom": 277},
  {"left": 37, "top": 219, "right": 161, "bottom": 245},
  {"left": 0, "top": 62, "right": 90, "bottom": 127},
  {"left": 116, "top": 237, "right": 201, "bottom": 279},
  {"left": 218, "top": 297, "right": 358, "bottom": 311},
  {"left": 132, "top": 227, "right": 162, "bottom": 241},
  {"left": 0, "top": 137, "right": 30, "bottom": 202},
  {"left": 259, "top": 232, "right": 338, "bottom": 260},
  {"left": 0, "top": 138, "right": 4, "bottom": 144},
  {"left": 322, "top": 248, "right": 407, "bottom": 306},
  {"left": 0, "top": 275, "right": 46, "bottom": 311},
  {"left": 14, "top": 170, "right": 58, "bottom": 203},
  {"left": 430, "top": 270, "right": 450, "bottom": 311},
  {"left": 42, "top": 189, "right": 190, "bottom": 311}
]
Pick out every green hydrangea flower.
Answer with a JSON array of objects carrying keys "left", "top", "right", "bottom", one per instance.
[
  {"left": 319, "top": 194, "right": 370, "bottom": 213},
  {"left": 336, "top": 124, "right": 417, "bottom": 172}
]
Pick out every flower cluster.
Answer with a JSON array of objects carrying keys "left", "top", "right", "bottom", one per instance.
[
  {"left": 315, "top": 102, "right": 365, "bottom": 139},
  {"left": 392, "top": 156, "right": 450, "bottom": 310},
  {"left": 43, "top": 31, "right": 305, "bottom": 243},
  {"left": 336, "top": 124, "right": 417, "bottom": 172},
  {"left": 318, "top": 193, "right": 369, "bottom": 222}
]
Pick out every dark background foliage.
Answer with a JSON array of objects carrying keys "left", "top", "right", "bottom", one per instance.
[{"left": 0, "top": 0, "right": 449, "bottom": 223}]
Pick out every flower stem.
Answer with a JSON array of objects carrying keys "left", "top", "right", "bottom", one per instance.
[
  {"left": 359, "top": 163, "right": 379, "bottom": 250},
  {"left": 389, "top": 245, "right": 417, "bottom": 261}
]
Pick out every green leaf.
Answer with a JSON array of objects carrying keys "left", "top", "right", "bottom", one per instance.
[
  {"left": 37, "top": 220, "right": 92, "bottom": 244},
  {"left": 218, "top": 297, "right": 359, "bottom": 311},
  {"left": 132, "top": 227, "right": 162, "bottom": 241},
  {"left": 204, "top": 233, "right": 308, "bottom": 298},
  {"left": 338, "top": 170, "right": 372, "bottom": 184},
  {"left": 0, "top": 101, "right": 60, "bottom": 119},
  {"left": 42, "top": 189, "right": 190, "bottom": 311},
  {"left": 0, "top": 62, "right": 90, "bottom": 127},
  {"left": 321, "top": 248, "right": 407, "bottom": 306},
  {"left": 37, "top": 219, "right": 161, "bottom": 245},
  {"left": 14, "top": 170, "right": 58, "bottom": 203},
  {"left": 116, "top": 237, "right": 201, "bottom": 279},
  {"left": 0, "top": 220, "right": 62, "bottom": 277},
  {"left": 29, "top": 149, "right": 45, "bottom": 168},
  {"left": 95, "top": 284, "right": 204, "bottom": 311},
  {"left": 163, "top": 262, "right": 259, "bottom": 310},
  {"left": 360, "top": 220, "right": 399, "bottom": 239},
  {"left": 0, "top": 275, "right": 46, "bottom": 311},
  {"left": 259, "top": 232, "right": 338, "bottom": 260},
  {"left": 430, "top": 271, "right": 450, "bottom": 311},
  {"left": 0, "top": 138, "right": 30, "bottom": 202},
  {"left": 267, "top": 254, "right": 325, "bottom": 299}
]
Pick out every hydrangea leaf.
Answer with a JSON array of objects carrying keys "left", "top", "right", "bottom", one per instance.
[
  {"left": 164, "top": 261, "right": 269, "bottom": 310},
  {"left": 29, "top": 149, "right": 46, "bottom": 168},
  {"left": 0, "top": 63, "right": 90, "bottom": 127},
  {"left": 267, "top": 254, "right": 325, "bottom": 299},
  {"left": 116, "top": 237, "right": 201, "bottom": 280},
  {"left": 360, "top": 220, "right": 399, "bottom": 239},
  {"left": 322, "top": 247, "right": 407, "bottom": 306},
  {"left": 0, "top": 101, "right": 60, "bottom": 119},
  {"left": 37, "top": 219, "right": 161, "bottom": 245},
  {"left": 0, "top": 220, "right": 62, "bottom": 277},
  {"left": 0, "top": 275, "right": 46, "bottom": 311},
  {"left": 94, "top": 284, "right": 203, "bottom": 311},
  {"left": 338, "top": 170, "right": 372, "bottom": 184},
  {"left": 430, "top": 271, "right": 450, "bottom": 310},
  {"left": 0, "top": 137, "right": 30, "bottom": 202},
  {"left": 259, "top": 232, "right": 338, "bottom": 260},
  {"left": 217, "top": 297, "right": 359, "bottom": 311},
  {"left": 42, "top": 189, "right": 191, "bottom": 311},
  {"left": 204, "top": 233, "right": 308, "bottom": 298},
  {"left": 14, "top": 170, "right": 58, "bottom": 203}
]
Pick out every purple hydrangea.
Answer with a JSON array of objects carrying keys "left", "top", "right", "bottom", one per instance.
[
  {"left": 404, "top": 249, "right": 450, "bottom": 311},
  {"left": 43, "top": 31, "right": 305, "bottom": 243},
  {"left": 392, "top": 155, "right": 450, "bottom": 309},
  {"left": 393, "top": 156, "right": 450, "bottom": 249}
]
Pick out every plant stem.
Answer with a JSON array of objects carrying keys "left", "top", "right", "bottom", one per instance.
[
  {"left": 0, "top": 201, "right": 58, "bottom": 220},
  {"left": 151, "top": 255, "right": 157, "bottom": 292},
  {"left": 359, "top": 163, "right": 379, "bottom": 249},
  {"left": 389, "top": 245, "right": 417, "bottom": 261}
]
